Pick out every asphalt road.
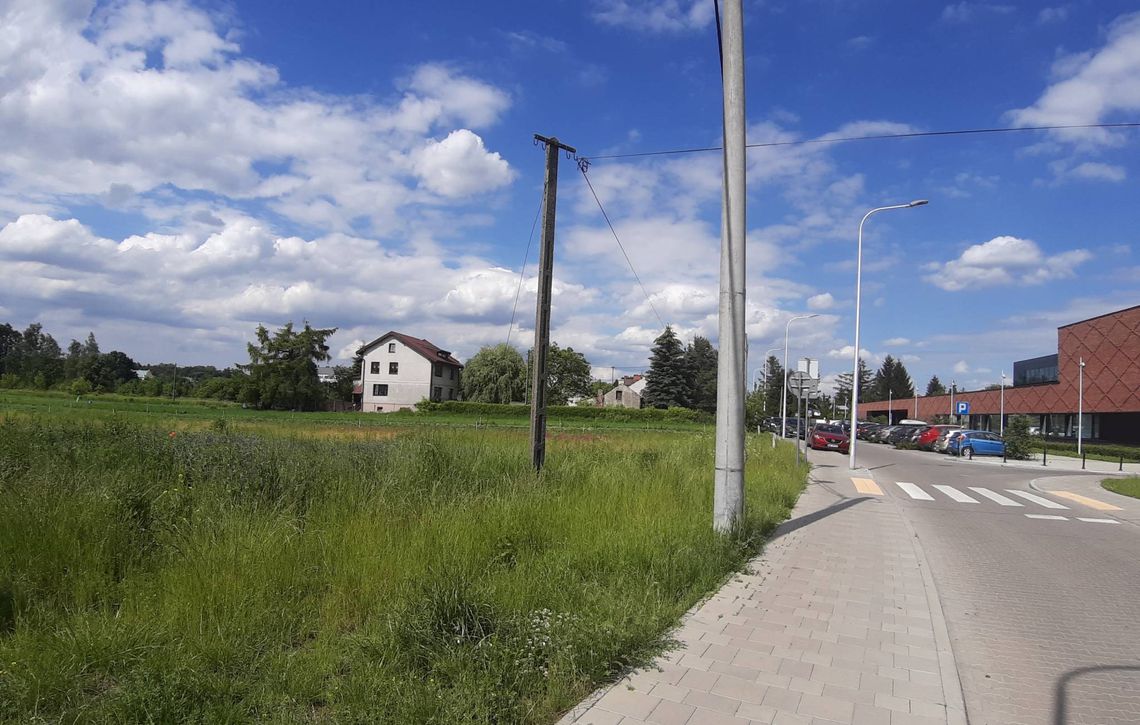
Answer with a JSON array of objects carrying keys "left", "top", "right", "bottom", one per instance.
[{"left": 810, "top": 442, "right": 1140, "bottom": 725}]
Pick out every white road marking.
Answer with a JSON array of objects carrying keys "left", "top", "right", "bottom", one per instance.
[
  {"left": 968, "top": 487, "right": 1023, "bottom": 507},
  {"left": 1077, "top": 517, "right": 1120, "bottom": 524},
  {"left": 1006, "top": 490, "right": 1069, "bottom": 510},
  {"left": 1025, "top": 514, "right": 1068, "bottom": 521},
  {"left": 896, "top": 481, "right": 935, "bottom": 501},
  {"left": 933, "top": 485, "right": 979, "bottom": 503}
]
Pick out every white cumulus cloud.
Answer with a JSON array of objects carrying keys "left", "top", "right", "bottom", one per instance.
[
  {"left": 807, "top": 293, "right": 836, "bottom": 310},
  {"left": 924, "top": 236, "right": 1092, "bottom": 291},
  {"left": 590, "top": 0, "right": 714, "bottom": 33}
]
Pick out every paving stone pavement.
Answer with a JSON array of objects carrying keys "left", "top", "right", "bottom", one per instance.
[{"left": 558, "top": 465, "right": 967, "bottom": 725}]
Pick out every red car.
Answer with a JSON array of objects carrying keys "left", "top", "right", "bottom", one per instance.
[
  {"left": 916, "top": 424, "right": 960, "bottom": 450},
  {"left": 809, "top": 423, "right": 850, "bottom": 453}
]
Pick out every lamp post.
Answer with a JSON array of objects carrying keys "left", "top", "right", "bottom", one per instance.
[
  {"left": 888, "top": 388, "right": 892, "bottom": 425},
  {"left": 848, "top": 200, "right": 928, "bottom": 469},
  {"left": 1000, "top": 370, "right": 1006, "bottom": 436},
  {"left": 1078, "top": 358, "right": 1085, "bottom": 455},
  {"left": 950, "top": 379, "right": 955, "bottom": 424},
  {"left": 781, "top": 315, "right": 819, "bottom": 439}
]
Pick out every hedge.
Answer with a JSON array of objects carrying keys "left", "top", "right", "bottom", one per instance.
[
  {"left": 413, "top": 400, "right": 712, "bottom": 423},
  {"left": 1040, "top": 439, "right": 1140, "bottom": 462}
]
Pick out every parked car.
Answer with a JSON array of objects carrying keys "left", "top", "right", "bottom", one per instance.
[
  {"left": 932, "top": 426, "right": 965, "bottom": 453},
  {"left": 872, "top": 425, "right": 896, "bottom": 443},
  {"left": 809, "top": 423, "right": 850, "bottom": 453},
  {"left": 887, "top": 425, "right": 923, "bottom": 445},
  {"left": 917, "top": 425, "right": 961, "bottom": 451},
  {"left": 855, "top": 422, "right": 878, "bottom": 440},
  {"left": 948, "top": 431, "right": 1005, "bottom": 459}
]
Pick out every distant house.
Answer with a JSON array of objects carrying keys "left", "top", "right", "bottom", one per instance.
[
  {"left": 317, "top": 366, "right": 337, "bottom": 384},
  {"left": 357, "top": 331, "right": 463, "bottom": 412},
  {"left": 603, "top": 374, "right": 646, "bottom": 409}
]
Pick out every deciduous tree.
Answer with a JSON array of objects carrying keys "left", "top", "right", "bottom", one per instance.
[{"left": 461, "top": 344, "right": 525, "bottom": 403}]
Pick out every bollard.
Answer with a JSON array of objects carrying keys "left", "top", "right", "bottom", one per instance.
[
  {"left": 1042, "top": 445, "right": 1047, "bottom": 466},
  {"left": 1082, "top": 450, "right": 1086, "bottom": 470},
  {"left": 1121, "top": 455, "right": 1125, "bottom": 472}
]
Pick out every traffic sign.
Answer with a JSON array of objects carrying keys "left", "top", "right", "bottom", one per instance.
[{"left": 956, "top": 401, "right": 970, "bottom": 415}]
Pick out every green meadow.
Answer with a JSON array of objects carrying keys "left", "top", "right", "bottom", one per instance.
[{"left": 0, "top": 395, "right": 806, "bottom": 723}]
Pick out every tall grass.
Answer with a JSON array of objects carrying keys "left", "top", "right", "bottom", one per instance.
[{"left": 0, "top": 415, "right": 805, "bottom": 723}]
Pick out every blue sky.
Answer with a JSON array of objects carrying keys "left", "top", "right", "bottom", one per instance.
[{"left": 1, "top": 0, "right": 1138, "bottom": 395}]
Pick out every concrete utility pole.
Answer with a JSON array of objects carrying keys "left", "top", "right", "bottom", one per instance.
[
  {"left": 713, "top": 0, "right": 747, "bottom": 533},
  {"left": 529, "top": 134, "right": 575, "bottom": 471}
]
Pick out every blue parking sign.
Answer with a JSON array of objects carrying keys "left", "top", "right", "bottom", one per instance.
[{"left": 956, "top": 401, "right": 970, "bottom": 415}]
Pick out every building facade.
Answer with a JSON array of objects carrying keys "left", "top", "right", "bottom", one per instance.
[
  {"left": 358, "top": 332, "right": 462, "bottom": 412},
  {"left": 602, "top": 374, "right": 646, "bottom": 409},
  {"left": 857, "top": 304, "right": 1140, "bottom": 444}
]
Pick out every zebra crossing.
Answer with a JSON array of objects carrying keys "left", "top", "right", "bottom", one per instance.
[{"left": 849, "top": 477, "right": 1123, "bottom": 524}]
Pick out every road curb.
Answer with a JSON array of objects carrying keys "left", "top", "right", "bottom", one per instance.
[{"left": 894, "top": 505, "right": 970, "bottom": 725}]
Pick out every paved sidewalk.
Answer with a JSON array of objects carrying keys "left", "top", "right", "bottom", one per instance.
[
  {"left": 954, "top": 450, "right": 1140, "bottom": 474},
  {"left": 559, "top": 462, "right": 966, "bottom": 725}
]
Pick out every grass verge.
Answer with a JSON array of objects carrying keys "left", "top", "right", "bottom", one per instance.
[
  {"left": 0, "top": 413, "right": 805, "bottom": 722},
  {"left": 1101, "top": 476, "right": 1140, "bottom": 500}
]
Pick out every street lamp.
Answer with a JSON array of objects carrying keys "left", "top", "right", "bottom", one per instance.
[
  {"left": 1078, "top": 357, "right": 1085, "bottom": 455},
  {"left": 781, "top": 314, "right": 819, "bottom": 438},
  {"left": 1000, "top": 370, "right": 1006, "bottom": 436},
  {"left": 849, "top": 200, "right": 928, "bottom": 469}
]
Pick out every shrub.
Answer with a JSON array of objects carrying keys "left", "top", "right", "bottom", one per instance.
[{"left": 1003, "top": 416, "right": 1034, "bottom": 460}]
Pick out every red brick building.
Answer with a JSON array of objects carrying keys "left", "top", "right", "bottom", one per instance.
[{"left": 857, "top": 304, "right": 1140, "bottom": 444}]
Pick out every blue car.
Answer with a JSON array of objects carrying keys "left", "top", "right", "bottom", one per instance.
[{"left": 948, "top": 430, "right": 1005, "bottom": 459}]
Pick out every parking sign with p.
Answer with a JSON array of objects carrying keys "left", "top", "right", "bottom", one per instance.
[{"left": 956, "top": 401, "right": 970, "bottom": 415}]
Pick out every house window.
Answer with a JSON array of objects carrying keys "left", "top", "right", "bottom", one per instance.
[
  {"left": 433, "top": 363, "right": 442, "bottom": 378},
  {"left": 449, "top": 368, "right": 455, "bottom": 380},
  {"left": 370, "top": 361, "right": 380, "bottom": 374},
  {"left": 372, "top": 384, "right": 388, "bottom": 396},
  {"left": 433, "top": 386, "right": 442, "bottom": 402},
  {"left": 616, "top": 390, "right": 623, "bottom": 401},
  {"left": 389, "top": 362, "right": 398, "bottom": 375},
  {"left": 449, "top": 388, "right": 456, "bottom": 400},
  {"left": 388, "top": 342, "right": 395, "bottom": 353}
]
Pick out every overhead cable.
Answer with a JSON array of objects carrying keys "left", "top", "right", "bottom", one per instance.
[
  {"left": 581, "top": 122, "right": 1140, "bottom": 162},
  {"left": 505, "top": 182, "right": 546, "bottom": 347},
  {"left": 577, "top": 161, "right": 666, "bottom": 330}
]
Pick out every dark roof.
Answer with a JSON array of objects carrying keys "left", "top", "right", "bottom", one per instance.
[{"left": 357, "top": 331, "right": 463, "bottom": 367}]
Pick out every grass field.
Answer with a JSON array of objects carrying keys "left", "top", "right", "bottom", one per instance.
[
  {"left": 0, "top": 399, "right": 806, "bottom": 723},
  {"left": 1101, "top": 476, "right": 1140, "bottom": 500}
]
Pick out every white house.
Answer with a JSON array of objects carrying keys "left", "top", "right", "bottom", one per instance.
[
  {"left": 358, "top": 331, "right": 463, "bottom": 412},
  {"left": 602, "top": 374, "right": 647, "bottom": 409}
]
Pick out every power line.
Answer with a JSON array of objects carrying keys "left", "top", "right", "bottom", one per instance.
[
  {"left": 577, "top": 161, "right": 666, "bottom": 330},
  {"left": 580, "top": 122, "right": 1140, "bottom": 162},
  {"left": 505, "top": 181, "right": 546, "bottom": 347}
]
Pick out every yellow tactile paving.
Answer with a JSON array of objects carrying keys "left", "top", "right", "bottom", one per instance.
[
  {"left": 851, "top": 477, "right": 883, "bottom": 496},
  {"left": 1048, "top": 490, "right": 1123, "bottom": 511}
]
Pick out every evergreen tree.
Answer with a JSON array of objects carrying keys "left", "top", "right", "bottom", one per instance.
[
  {"left": 872, "top": 355, "right": 915, "bottom": 401},
  {"left": 643, "top": 325, "right": 689, "bottom": 408},
  {"left": 926, "top": 375, "right": 946, "bottom": 396},
  {"left": 762, "top": 355, "right": 785, "bottom": 417},
  {"left": 834, "top": 358, "right": 874, "bottom": 413},
  {"left": 240, "top": 321, "right": 335, "bottom": 410},
  {"left": 683, "top": 336, "right": 718, "bottom": 413}
]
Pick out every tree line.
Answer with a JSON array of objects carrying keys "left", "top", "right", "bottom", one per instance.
[{"left": 0, "top": 320, "right": 348, "bottom": 411}]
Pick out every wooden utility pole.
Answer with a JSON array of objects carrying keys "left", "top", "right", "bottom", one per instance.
[{"left": 530, "top": 134, "right": 575, "bottom": 471}]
